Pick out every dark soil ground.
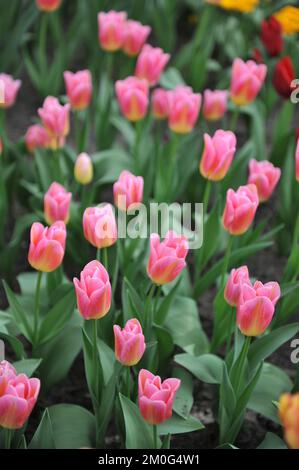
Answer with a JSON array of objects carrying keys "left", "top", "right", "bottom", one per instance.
[{"left": 1, "top": 71, "right": 298, "bottom": 450}]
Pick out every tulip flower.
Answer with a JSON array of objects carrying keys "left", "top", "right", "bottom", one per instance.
[
  {"left": 274, "top": 6, "right": 299, "bottom": 35},
  {"left": 224, "top": 266, "right": 251, "bottom": 307},
  {"left": 296, "top": 139, "right": 299, "bottom": 182},
  {"left": 237, "top": 280, "right": 280, "bottom": 336},
  {"left": 168, "top": 86, "right": 201, "bottom": 134},
  {"left": 25, "top": 124, "right": 50, "bottom": 153},
  {"left": 152, "top": 88, "right": 170, "bottom": 119},
  {"left": 199, "top": 130, "right": 237, "bottom": 182},
  {"left": 73, "top": 260, "right": 111, "bottom": 320},
  {"left": 222, "top": 184, "right": 259, "bottom": 236},
  {"left": 44, "top": 182, "right": 72, "bottom": 225},
  {"left": 0, "top": 73, "right": 21, "bottom": 108},
  {"left": 64, "top": 70, "right": 92, "bottom": 111},
  {"left": 279, "top": 393, "right": 299, "bottom": 449},
  {"left": 38, "top": 96, "right": 70, "bottom": 149},
  {"left": 83, "top": 204, "right": 117, "bottom": 249},
  {"left": 36, "top": 0, "right": 62, "bottom": 11},
  {"left": 272, "top": 56, "right": 295, "bottom": 99},
  {"left": 135, "top": 44, "right": 170, "bottom": 86},
  {"left": 115, "top": 76, "right": 149, "bottom": 122},
  {"left": 230, "top": 58, "right": 267, "bottom": 106},
  {"left": 113, "top": 319, "right": 146, "bottom": 366},
  {"left": 122, "top": 20, "right": 151, "bottom": 56},
  {"left": 261, "top": 17, "right": 283, "bottom": 57},
  {"left": 28, "top": 221, "right": 66, "bottom": 272},
  {"left": 203, "top": 90, "right": 228, "bottom": 121},
  {"left": 113, "top": 170, "right": 144, "bottom": 211},
  {"left": 97, "top": 10, "right": 127, "bottom": 52},
  {"left": 147, "top": 231, "right": 189, "bottom": 285},
  {"left": 138, "top": 369, "right": 180, "bottom": 425},
  {"left": 0, "top": 364, "right": 40, "bottom": 430},
  {"left": 248, "top": 159, "right": 281, "bottom": 202},
  {"left": 74, "top": 152, "right": 93, "bottom": 185}
]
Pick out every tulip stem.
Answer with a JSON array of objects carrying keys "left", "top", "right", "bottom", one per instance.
[
  {"left": 133, "top": 120, "right": 143, "bottom": 174},
  {"left": 33, "top": 271, "right": 43, "bottom": 348},
  {"left": 125, "top": 366, "right": 131, "bottom": 399},
  {"left": 229, "top": 107, "right": 240, "bottom": 133},
  {"left": 225, "top": 306, "right": 235, "bottom": 357},
  {"left": 38, "top": 13, "right": 48, "bottom": 85},
  {"left": 153, "top": 425, "right": 158, "bottom": 449},
  {"left": 221, "top": 236, "right": 233, "bottom": 287},
  {"left": 4, "top": 429, "right": 12, "bottom": 449},
  {"left": 92, "top": 319, "right": 100, "bottom": 446},
  {"left": 232, "top": 336, "right": 251, "bottom": 397},
  {"left": 96, "top": 248, "right": 101, "bottom": 262},
  {"left": 103, "top": 247, "right": 109, "bottom": 272},
  {"left": 194, "top": 179, "right": 212, "bottom": 281}
]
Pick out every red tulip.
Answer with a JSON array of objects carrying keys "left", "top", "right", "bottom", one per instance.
[
  {"left": 272, "top": 56, "right": 295, "bottom": 99},
  {"left": 261, "top": 17, "right": 283, "bottom": 57}
]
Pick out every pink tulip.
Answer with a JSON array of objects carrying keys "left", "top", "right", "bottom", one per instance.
[
  {"left": 147, "top": 231, "right": 189, "bottom": 285},
  {"left": 44, "top": 182, "right": 72, "bottom": 225},
  {"left": 224, "top": 266, "right": 251, "bottom": 307},
  {"left": 0, "top": 361, "right": 16, "bottom": 396},
  {"left": 199, "top": 130, "right": 237, "bottom": 181},
  {"left": 115, "top": 76, "right": 149, "bottom": 121},
  {"left": 230, "top": 58, "right": 267, "bottom": 106},
  {"left": 38, "top": 96, "right": 70, "bottom": 149},
  {"left": 74, "top": 152, "right": 93, "bottom": 185},
  {"left": 152, "top": 88, "right": 170, "bottom": 119},
  {"left": 296, "top": 139, "right": 299, "bottom": 182},
  {"left": 237, "top": 280, "right": 280, "bottom": 336},
  {"left": 0, "top": 73, "right": 21, "bottom": 108},
  {"left": 73, "top": 260, "right": 111, "bottom": 320},
  {"left": 25, "top": 124, "right": 50, "bottom": 153},
  {"left": 98, "top": 10, "right": 127, "bottom": 52},
  {"left": 113, "top": 170, "right": 144, "bottom": 211},
  {"left": 122, "top": 20, "right": 151, "bottom": 56},
  {"left": 0, "top": 368, "right": 40, "bottom": 430},
  {"left": 64, "top": 70, "right": 92, "bottom": 111},
  {"left": 138, "top": 369, "right": 180, "bottom": 425},
  {"left": 248, "top": 159, "right": 281, "bottom": 202},
  {"left": 113, "top": 319, "right": 146, "bottom": 366},
  {"left": 222, "top": 184, "right": 259, "bottom": 236},
  {"left": 168, "top": 86, "right": 201, "bottom": 134},
  {"left": 135, "top": 44, "right": 170, "bottom": 86},
  {"left": 28, "top": 221, "right": 66, "bottom": 272},
  {"left": 83, "top": 204, "right": 117, "bottom": 249},
  {"left": 203, "top": 89, "right": 228, "bottom": 121},
  {"left": 36, "top": 0, "right": 61, "bottom": 11}
]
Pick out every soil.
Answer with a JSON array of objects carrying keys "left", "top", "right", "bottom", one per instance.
[{"left": 1, "top": 68, "right": 298, "bottom": 450}]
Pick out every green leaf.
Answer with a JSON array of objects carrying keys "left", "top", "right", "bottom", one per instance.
[
  {"left": 2, "top": 281, "right": 33, "bottom": 340},
  {"left": 248, "top": 323, "right": 299, "bottom": 370},
  {"left": 258, "top": 432, "right": 287, "bottom": 449},
  {"left": 156, "top": 280, "right": 181, "bottom": 325},
  {"left": 48, "top": 404, "right": 95, "bottom": 449},
  {"left": 13, "top": 359, "right": 42, "bottom": 377},
  {"left": 165, "top": 296, "right": 209, "bottom": 355},
  {"left": 38, "top": 288, "right": 76, "bottom": 345},
  {"left": 175, "top": 353, "right": 223, "bottom": 384},
  {"left": 119, "top": 393, "right": 154, "bottom": 449},
  {"left": 158, "top": 413, "right": 204, "bottom": 435},
  {"left": 29, "top": 409, "right": 55, "bottom": 449},
  {"left": 93, "top": 148, "right": 133, "bottom": 185},
  {"left": 159, "top": 67, "right": 185, "bottom": 89},
  {"left": 173, "top": 367, "right": 194, "bottom": 419},
  {"left": 248, "top": 363, "right": 292, "bottom": 423},
  {"left": 0, "top": 332, "right": 26, "bottom": 360}
]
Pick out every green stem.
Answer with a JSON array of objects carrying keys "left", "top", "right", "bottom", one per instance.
[
  {"left": 96, "top": 248, "right": 101, "bottom": 262},
  {"left": 4, "top": 429, "right": 12, "bottom": 449},
  {"left": 145, "top": 284, "right": 157, "bottom": 334},
  {"left": 229, "top": 107, "right": 240, "bottom": 133},
  {"left": 93, "top": 319, "right": 100, "bottom": 446},
  {"left": 225, "top": 306, "right": 235, "bottom": 357},
  {"left": 125, "top": 366, "right": 131, "bottom": 399},
  {"left": 33, "top": 271, "right": 43, "bottom": 348},
  {"left": 221, "top": 236, "right": 233, "bottom": 287},
  {"left": 153, "top": 425, "right": 158, "bottom": 449},
  {"left": 53, "top": 149, "right": 62, "bottom": 183},
  {"left": 38, "top": 13, "right": 48, "bottom": 87},
  {"left": 292, "top": 212, "right": 299, "bottom": 254},
  {"left": 195, "top": 179, "right": 212, "bottom": 280},
  {"left": 133, "top": 120, "right": 143, "bottom": 174},
  {"left": 102, "top": 247, "right": 108, "bottom": 272},
  {"left": 233, "top": 336, "right": 251, "bottom": 397},
  {"left": 166, "top": 132, "right": 180, "bottom": 202}
]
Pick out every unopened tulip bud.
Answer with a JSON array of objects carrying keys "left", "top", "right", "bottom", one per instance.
[
  {"left": 74, "top": 152, "right": 93, "bottom": 185},
  {"left": 28, "top": 221, "right": 66, "bottom": 272},
  {"left": 73, "top": 260, "right": 111, "bottom": 320},
  {"left": 248, "top": 159, "right": 281, "bottom": 202},
  {"left": 114, "top": 319, "right": 146, "bottom": 366},
  {"left": 200, "top": 130, "right": 236, "bottom": 181}
]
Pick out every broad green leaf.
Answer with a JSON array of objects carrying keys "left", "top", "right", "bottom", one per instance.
[
  {"left": 48, "top": 404, "right": 95, "bottom": 449},
  {"left": 158, "top": 414, "right": 204, "bottom": 435},
  {"left": 13, "top": 359, "right": 42, "bottom": 377},
  {"left": 28, "top": 409, "right": 55, "bottom": 449},
  {"left": 258, "top": 432, "right": 287, "bottom": 449},
  {"left": 2, "top": 281, "right": 32, "bottom": 340},
  {"left": 173, "top": 367, "right": 194, "bottom": 419},
  {"left": 175, "top": 353, "right": 223, "bottom": 384},
  {"left": 0, "top": 332, "right": 26, "bottom": 360},
  {"left": 119, "top": 394, "right": 154, "bottom": 449}
]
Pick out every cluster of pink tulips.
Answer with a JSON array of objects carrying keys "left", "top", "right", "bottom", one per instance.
[{"left": 1, "top": 1, "right": 299, "bottom": 452}]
